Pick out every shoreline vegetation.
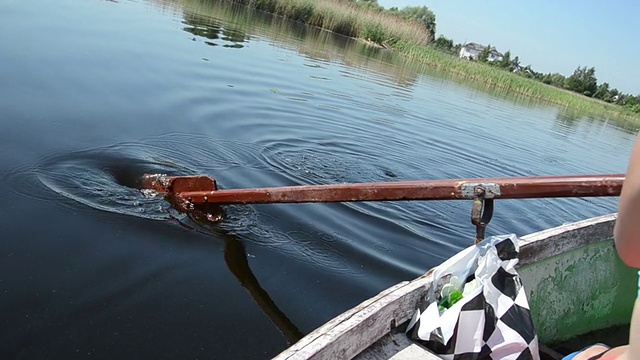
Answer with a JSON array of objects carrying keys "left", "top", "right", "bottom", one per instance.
[
  {"left": 225, "top": 0, "right": 640, "bottom": 128},
  {"left": 232, "top": 0, "right": 431, "bottom": 44}
]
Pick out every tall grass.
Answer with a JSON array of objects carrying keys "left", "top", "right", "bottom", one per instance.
[
  {"left": 391, "top": 40, "right": 640, "bottom": 125},
  {"left": 230, "top": 0, "right": 432, "bottom": 45},
  {"left": 169, "top": 0, "right": 640, "bottom": 128},
  {"left": 223, "top": 0, "right": 640, "bottom": 125}
]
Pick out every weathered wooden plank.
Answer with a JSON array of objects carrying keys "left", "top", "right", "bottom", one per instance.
[
  {"left": 518, "top": 213, "right": 616, "bottom": 267},
  {"left": 354, "top": 332, "right": 441, "bottom": 360},
  {"left": 273, "top": 271, "right": 434, "bottom": 360},
  {"left": 517, "top": 213, "right": 631, "bottom": 344}
]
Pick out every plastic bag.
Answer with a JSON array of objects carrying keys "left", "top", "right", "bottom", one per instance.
[{"left": 406, "top": 234, "right": 539, "bottom": 360}]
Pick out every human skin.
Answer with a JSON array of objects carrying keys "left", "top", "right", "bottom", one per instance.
[{"left": 615, "top": 134, "right": 640, "bottom": 268}]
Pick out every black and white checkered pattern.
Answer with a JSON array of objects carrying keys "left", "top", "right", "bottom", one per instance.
[{"left": 406, "top": 234, "right": 539, "bottom": 360}]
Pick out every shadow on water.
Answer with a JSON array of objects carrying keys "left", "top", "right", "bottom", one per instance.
[
  {"left": 223, "top": 236, "right": 304, "bottom": 344},
  {"left": 6, "top": 133, "right": 373, "bottom": 277},
  {"left": 189, "top": 212, "right": 304, "bottom": 344},
  {"left": 3, "top": 131, "right": 436, "bottom": 347},
  {"left": 4, "top": 136, "right": 304, "bottom": 346},
  {"left": 5, "top": 130, "right": 437, "bottom": 346},
  {"left": 159, "top": 202, "right": 305, "bottom": 344}
]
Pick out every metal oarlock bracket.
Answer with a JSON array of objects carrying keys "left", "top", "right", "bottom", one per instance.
[
  {"left": 461, "top": 183, "right": 501, "bottom": 199},
  {"left": 471, "top": 186, "right": 495, "bottom": 244}
]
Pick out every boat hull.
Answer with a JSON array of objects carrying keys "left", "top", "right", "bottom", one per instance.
[
  {"left": 275, "top": 214, "right": 635, "bottom": 359},
  {"left": 518, "top": 214, "right": 635, "bottom": 345}
]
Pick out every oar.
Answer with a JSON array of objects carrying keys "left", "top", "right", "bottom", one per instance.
[
  {"left": 140, "top": 174, "right": 624, "bottom": 205},
  {"left": 142, "top": 173, "right": 624, "bottom": 243}
]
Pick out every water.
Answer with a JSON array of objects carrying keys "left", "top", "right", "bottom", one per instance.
[{"left": 0, "top": 0, "right": 634, "bottom": 358}]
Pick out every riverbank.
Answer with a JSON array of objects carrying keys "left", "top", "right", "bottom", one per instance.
[
  {"left": 225, "top": 0, "right": 640, "bottom": 128},
  {"left": 392, "top": 41, "right": 639, "bottom": 123},
  {"left": 230, "top": 0, "right": 431, "bottom": 46}
]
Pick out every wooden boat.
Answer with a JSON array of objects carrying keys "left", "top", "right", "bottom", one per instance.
[
  {"left": 273, "top": 214, "right": 635, "bottom": 360},
  {"left": 138, "top": 173, "right": 630, "bottom": 359}
]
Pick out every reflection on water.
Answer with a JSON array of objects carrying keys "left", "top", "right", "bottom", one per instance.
[
  {"left": 0, "top": 0, "right": 633, "bottom": 358},
  {"left": 169, "top": 0, "right": 422, "bottom": 90},
  {"left": 172, "top": 0, "right": 640, "bottom": 134},
  {"left": 183, "top": 11, "right": 247, "bottom": 48}
]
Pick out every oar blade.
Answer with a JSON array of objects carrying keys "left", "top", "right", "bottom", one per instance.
[{"left": 140, "top": 174, "right": 217, "bottom": 193}]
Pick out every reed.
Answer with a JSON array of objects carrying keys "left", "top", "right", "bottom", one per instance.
[
  {"left": 391, "top": 40, "right": 640, "bottom": 125},
  {"left": 223, "top": 0, "right": 640, "bottom": 125},
  {"left": 175, "top": 0, "right": 640, "bottom": 128},
  {"left": 229, "top": 0, "right": 431, "bottom": 45}
]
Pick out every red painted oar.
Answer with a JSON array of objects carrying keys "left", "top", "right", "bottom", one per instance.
[{"left": 140, "top": 174, "right": 624, "bottom": 205}]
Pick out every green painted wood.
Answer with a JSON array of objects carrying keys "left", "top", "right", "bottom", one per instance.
[{"left": 519, "top": 239, "right": 635, "bottom": 344}]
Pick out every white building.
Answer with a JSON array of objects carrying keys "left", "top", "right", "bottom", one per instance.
[{"left": 459, "top": 42, "right": 503, "bottom": 62}]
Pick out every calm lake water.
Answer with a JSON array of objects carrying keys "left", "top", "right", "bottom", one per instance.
[{"left": 0, "top": 0, "right": 635, "bottom": 358}]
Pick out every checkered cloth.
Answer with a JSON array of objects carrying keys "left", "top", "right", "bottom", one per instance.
[{"left": 406, "top": 234, "right": 539, "bottom": 360}]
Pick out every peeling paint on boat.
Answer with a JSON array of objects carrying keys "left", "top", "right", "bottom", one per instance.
[{"left": 519, "top": 238, "right": 635, "bottom": 344}]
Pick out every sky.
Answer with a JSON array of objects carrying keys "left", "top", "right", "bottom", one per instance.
[{"left": 377, "top": 0, "right": 640, "bottom": 94}]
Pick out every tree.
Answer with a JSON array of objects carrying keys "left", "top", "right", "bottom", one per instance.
[
  {"left": 510, "top": 55, "right": 521, "bottom": 72},
  {"left": 564, "top": 66, "right": 597, "bottom": 96},
  {"left": 625, "top": 94, "right": 640, "bottom": 107},
  {"left": 478, "top": 44, "right": 491, "bottom": 62},
  {"left": 593, "top": 82, "right": 610, "bottom": 101},
  {"left": 433, "top": 35, "right": 453, "bottom": 53},
  {"left": 397, "top": 6, "right": 436, "bottom": 42},
  {"left": 452, "top": 43, "right": 462, "bottom": 56},
  {"left": 609, "top": 88, "right": 621, "bottom": 103},
  {"left": 542, "top": 73, "right": 566, "bottom": 88},
  {"left": 498, "top": 50, "right": 512, "bottom": 70},
  {"left": 521, "top": 65, "right": 540, "bottom": 79}
]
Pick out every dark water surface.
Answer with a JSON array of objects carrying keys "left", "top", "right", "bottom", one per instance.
[{"left": 0, "top": 0, "right": 634, "bottom": 358}]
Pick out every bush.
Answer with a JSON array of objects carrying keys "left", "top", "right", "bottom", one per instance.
[
  {"left": 253, "top": 0, "right": 277, "bottom": 13},
  {"left": 331, "top": 16, "right": 358, "bottom": 38},
  {"left": 288, "top": 2, "right": 314, "bottom": 22},
  {"left": 361, "top": 23, "right": 385, "bottom": 44}
]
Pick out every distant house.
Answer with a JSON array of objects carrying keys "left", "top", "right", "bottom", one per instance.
[{"left": 459, "top": 42, "right": 503, "bottom": 62}]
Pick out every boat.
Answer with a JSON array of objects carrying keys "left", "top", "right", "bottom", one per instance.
[
  {"left": 137, "top": 173, "right": 631, "bottom": 359},
  {"left": 273, "top": 213, "right": 634, "bottom": 359}
]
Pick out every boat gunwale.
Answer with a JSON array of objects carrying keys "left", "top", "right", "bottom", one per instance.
[
  {"left": 518, "top": 213, "right": 616, "bottom": 267},
  {"left": 274, "top": 213, "right": 619, "bottom": 360},
  {"left": 273, "top": 270, "right": 435, "bottom": 360}
]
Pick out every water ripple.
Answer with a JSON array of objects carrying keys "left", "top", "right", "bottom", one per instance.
[
  {"left": 4, "top": 134, "right": 263, "bottom": 222},
  {"left": 258, "top": 137, "right": 429, "bottom": 186},
  {"left": 3, "top": 134, "right": 358, "bottom": 274}
]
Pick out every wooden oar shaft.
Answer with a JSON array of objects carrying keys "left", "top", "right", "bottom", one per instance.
[{"left": 172, "top": 174, "right": 624, "bottom": 205}]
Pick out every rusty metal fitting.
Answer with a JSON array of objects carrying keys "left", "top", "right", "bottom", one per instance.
[{"left": 471, "top": 186, "right": 494, "bottom": 244}]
